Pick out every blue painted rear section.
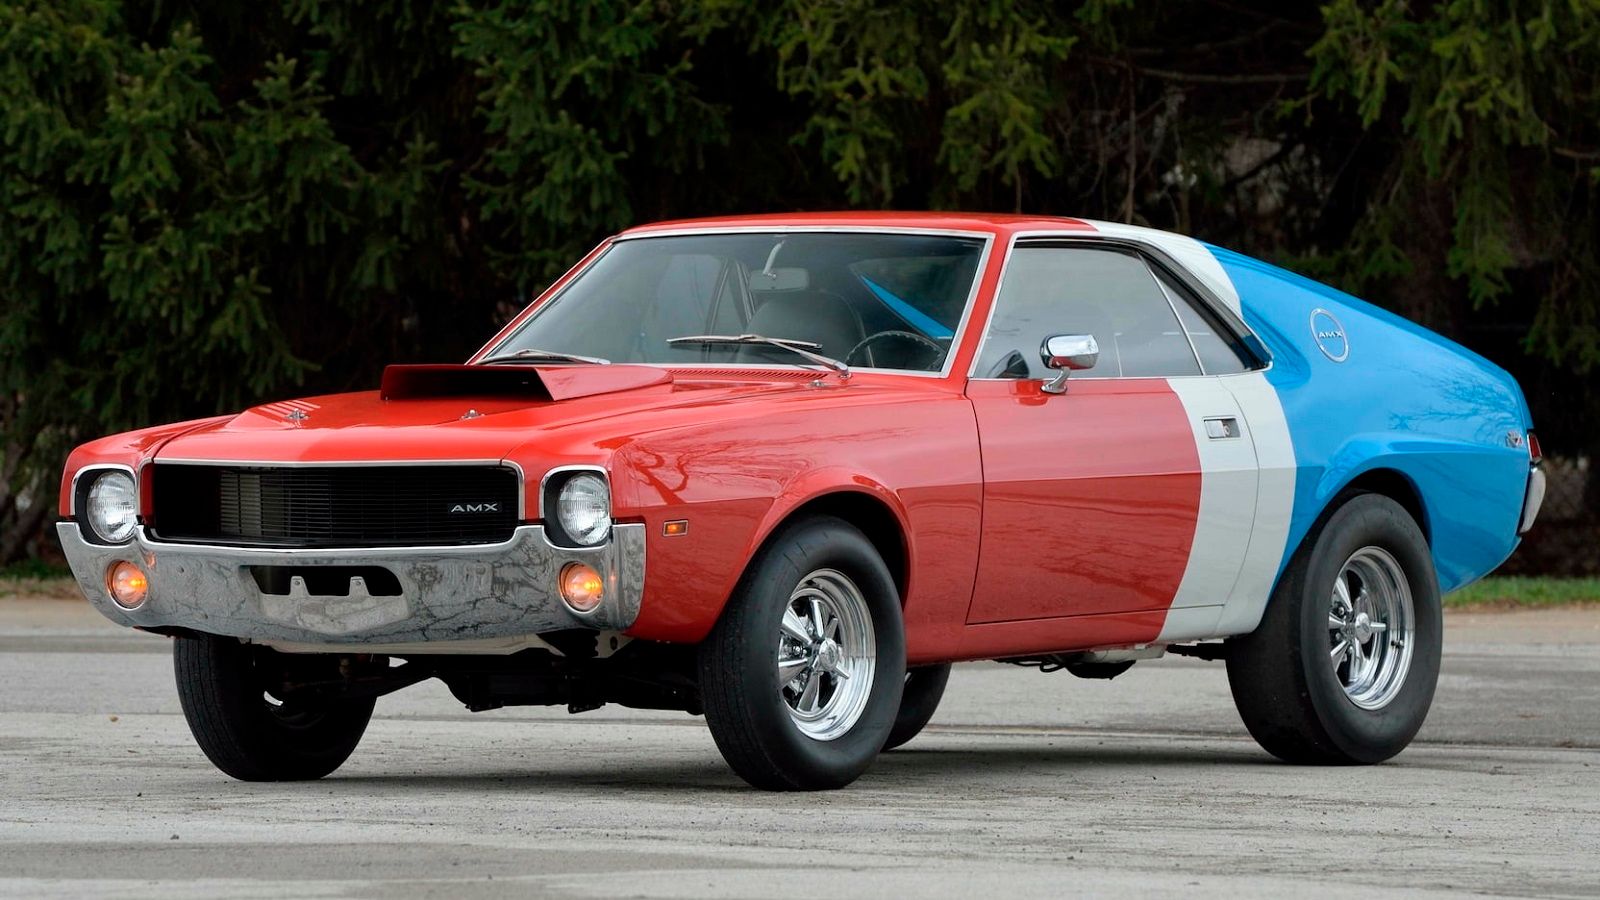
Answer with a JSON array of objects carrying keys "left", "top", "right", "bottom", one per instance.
[{"left": 1206, "top": 245, "right": 1531, "bottom": 592}]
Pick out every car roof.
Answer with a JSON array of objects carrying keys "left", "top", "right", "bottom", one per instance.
[{"left": 619, "top": 211, "right": 1098, "bottom": 237}]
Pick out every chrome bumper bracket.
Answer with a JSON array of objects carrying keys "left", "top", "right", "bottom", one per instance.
[{"left": 1519, "top": 467, "right": 1546, "bottom": 535}]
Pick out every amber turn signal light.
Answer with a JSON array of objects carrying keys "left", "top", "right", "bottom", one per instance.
[
  {"left": 559, "top": 562, "right": 604, "bottom": 613},
  {"left": 106, "top": 561, "right": 148, "bottom": 610}
]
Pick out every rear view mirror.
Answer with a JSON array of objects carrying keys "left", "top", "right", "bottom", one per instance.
[
  {"left": 1040, "top": 333, "right": 1099, "bottom": 394},
  {"left": 748, "top": 267, "right": 810, "bottom": 292}
]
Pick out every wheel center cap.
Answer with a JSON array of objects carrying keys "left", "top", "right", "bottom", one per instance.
[
  {"left": 814, "top": 639, "right": 839, "bottom": 671},
  {"left": 1352, "top": 611, "right": 1374, "bottom": 642}
]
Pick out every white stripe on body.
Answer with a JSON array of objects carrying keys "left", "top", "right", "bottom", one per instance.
[
  {"left": 1215, "top": 370, "right": 1297, "bottom": 636},
  {"left": 1159, "top": 377, "right": 1258, "bottom": 642}
]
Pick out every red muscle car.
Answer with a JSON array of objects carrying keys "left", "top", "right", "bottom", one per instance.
[{"left": 58, "top": 213, "right": 1542, "bottom": 789}]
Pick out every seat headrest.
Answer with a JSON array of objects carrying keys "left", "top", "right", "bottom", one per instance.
[{"left": 741, "top": 291, "right": 864, "bottom": 361}]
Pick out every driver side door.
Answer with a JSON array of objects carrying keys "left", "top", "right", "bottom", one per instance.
[{"left": 965, "top": 242, "right": 1257, "bottom": 633}]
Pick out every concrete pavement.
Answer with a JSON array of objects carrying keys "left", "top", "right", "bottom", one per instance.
[{"left": 0, "top": 594, "right": 1596, "bottom": 898}]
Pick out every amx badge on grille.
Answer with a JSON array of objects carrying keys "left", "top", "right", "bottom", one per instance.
[{"left": 450, "top": 502, "right": 501, "bottom": 514}]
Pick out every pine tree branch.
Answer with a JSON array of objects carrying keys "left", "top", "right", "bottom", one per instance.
[{"left": 1086, "top": 56, "right": 1309, "bottom": 85}]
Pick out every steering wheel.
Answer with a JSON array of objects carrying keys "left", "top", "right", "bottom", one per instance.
[{"left": 845, "top": 331, "right": 948, "bottom": 371}]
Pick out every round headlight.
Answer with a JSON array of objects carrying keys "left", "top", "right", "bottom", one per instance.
[
  {"left": 86, "top": 471, "right": 138, "bottom": 544},
  {"left": 556, "top": 473, "right": 611, "bottom": 546}
]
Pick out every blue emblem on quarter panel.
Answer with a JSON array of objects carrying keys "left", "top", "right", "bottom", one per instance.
[{"left": 1310, "top": 308, "right": 1348, "bottom": 362}]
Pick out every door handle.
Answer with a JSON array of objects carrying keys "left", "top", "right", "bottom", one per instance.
[{"left": 1203, "top": 417, "right": 1241, "bottom": 439}]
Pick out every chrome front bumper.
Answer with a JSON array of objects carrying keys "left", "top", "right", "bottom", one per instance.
[{"left": 57, "top": 522, "right": 645, "bottom": 646}]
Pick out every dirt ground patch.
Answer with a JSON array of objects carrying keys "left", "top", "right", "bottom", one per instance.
[{"left": 0, "top": 577, "right": 83, "bottom": 604}]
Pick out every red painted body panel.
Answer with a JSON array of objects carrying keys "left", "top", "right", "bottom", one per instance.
[
  {"left": 139, "top": 373, "right": 987, "bottom": 659},
  {"left": 609, "top": 383, "right": 983, "bottom": 657},
  {"left": 965, "top": 378, "right": 1200, "bottom": 630},
  {"left": 58, "top": 416, "right": 232, "bottom": 516},
  {"left": 156, "top": 381, "right": 688, "bottom": 466},
  {"left": 57, "top": 212, "right": 1225, "bottom": 664}
]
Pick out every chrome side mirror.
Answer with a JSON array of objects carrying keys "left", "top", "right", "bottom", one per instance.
[{"left": 1040, "top": 334, "right": 1099, "bottom": 394}]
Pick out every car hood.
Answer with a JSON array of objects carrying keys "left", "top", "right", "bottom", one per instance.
[{"left": 153, "top": 365, "right": 835, "bottom": 466}]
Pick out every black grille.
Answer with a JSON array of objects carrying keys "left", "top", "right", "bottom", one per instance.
[{"left": 150, "top": 464, "right": 520, "bottom": 547}]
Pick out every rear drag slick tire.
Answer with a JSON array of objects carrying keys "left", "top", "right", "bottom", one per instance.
[{"left": 1226, "top": 493, "right": 1441, "bottom": 765}]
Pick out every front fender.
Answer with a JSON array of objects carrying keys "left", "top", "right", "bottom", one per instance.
[
  {"left": 612, "top": 390, "right": 982, "bottom": 645},
  {"left": 620, "top": 467, "right": 914, "bottom": 646},
  {"left": 743, "top": 467, "right": 913, "bottom": 572},
  {"left": 57, "top": 415, "right": 234, "bottom": 518}
]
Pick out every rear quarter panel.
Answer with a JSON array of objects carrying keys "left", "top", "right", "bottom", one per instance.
[{"left": 1212, "top": 247, "right": 1530, "bottom": 593}]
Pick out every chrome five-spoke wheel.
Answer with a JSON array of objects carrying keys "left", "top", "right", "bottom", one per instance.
[
  {"left": 777, "top": 568, "right": 876, "bottom": 741},
  {"left": 1227, "top": 492, "right": 1441, "bottom": 765},
  {"left": 1328, "top": 546, "right": 1415, "bottom": 710},
  {"left": 699, "top": 515, "right": 905, "bottom": 789}
]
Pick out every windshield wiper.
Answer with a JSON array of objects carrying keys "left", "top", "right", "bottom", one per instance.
[
  {"left": 667, "top": 334, "right": 850, "bottom": 380},
  {"left": 476, "top": 348, "right": 611, "bottom": 366}
]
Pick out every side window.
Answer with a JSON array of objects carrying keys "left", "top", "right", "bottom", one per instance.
[
  {"left": 974, "top": 246, "right": 1200, "bottom": 379},
  {"left": 1153, "top": 267, "right": 1250, "bottom": 375}
]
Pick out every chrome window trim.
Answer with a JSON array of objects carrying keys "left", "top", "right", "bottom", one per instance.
[
  {"left": 149, "top": 458, "right": 527, "bottom": 521},
  {"left": 68, "top": 463, "right": 138, "bottom": 518},
  {"left": 481, "top": 228, "right": 997, "bottom": 381},
  {"left": 966, "top": 231, "right": 1274, "bottom": 381},
  {"left": 467, "top": 238, "right": 612, "bottom": 364},
  {"left": 1146, "top": 261, "right": 1208, "bottom": 375}
]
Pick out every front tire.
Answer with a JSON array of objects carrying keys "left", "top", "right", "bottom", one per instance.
[
  {"left": 1226, "top": 492, "right": 1441, "bottom": 764},
  {"left": 883, "top": 664, "right": 952, "bottom": 751},
  {"left": 699, "top": 516, "right": 906, "bottom": 790},
  {"left": 174, "top": 634, "right": 375, "bottom": 781}
]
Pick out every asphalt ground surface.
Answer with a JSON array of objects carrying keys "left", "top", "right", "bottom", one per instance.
[{"left": 0, "top": 592, "right": 1596, "bottom": 898}]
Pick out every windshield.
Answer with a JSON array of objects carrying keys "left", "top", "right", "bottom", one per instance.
[{"left": 487, "top": 232, "right": 987, "bottom": 373}]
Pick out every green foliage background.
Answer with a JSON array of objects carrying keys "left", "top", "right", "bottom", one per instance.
[{"left": 1, "top": 0, "right": 1596, "bottom": 564}]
